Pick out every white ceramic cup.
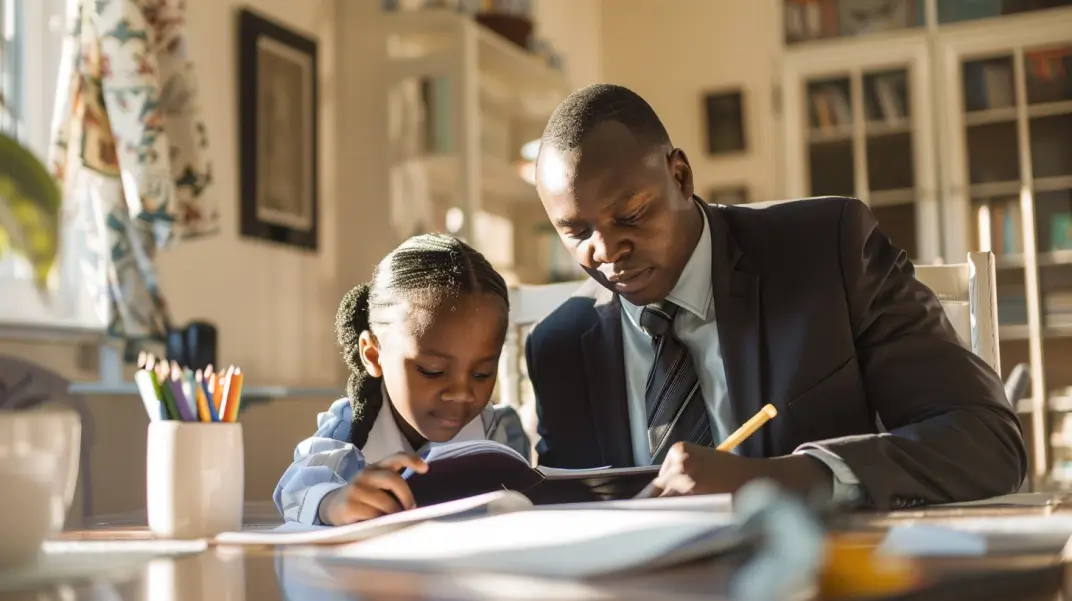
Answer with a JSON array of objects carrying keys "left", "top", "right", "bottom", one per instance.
[
  {"left": 0, "top": 408, "right": 81, "bottom": 567},
  {"left": 146, "top": 422, "right": 244, "bottom": 539}
]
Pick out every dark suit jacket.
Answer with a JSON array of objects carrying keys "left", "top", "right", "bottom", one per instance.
[{"left": 525, "top": 196, "right": 1026, "bottom": 510}]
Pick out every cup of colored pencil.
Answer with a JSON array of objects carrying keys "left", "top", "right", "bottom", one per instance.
[
  {"left": 135, "top": 351, "right": 244, "bottom": 423},
  {"left": 139, "top": 351, "right": 246, "bottom": 538}
]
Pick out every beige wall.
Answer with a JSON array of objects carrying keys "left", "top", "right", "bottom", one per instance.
[
  {"left": 600, "top": 0, "right": 784, "bottom": 203},
  {"left": 533, "top": 0, "right": 603, "bottom": 88}
]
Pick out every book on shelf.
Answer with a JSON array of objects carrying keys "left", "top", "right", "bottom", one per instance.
[
  {"left": 964, "top": 60, "right": 1015, "bottom": 111},
  {"left": 811, "top": 85, "right": 852, "bottom": 129},
  {"left": 871, "top": 73, "right": 907, "bottom": 124}
]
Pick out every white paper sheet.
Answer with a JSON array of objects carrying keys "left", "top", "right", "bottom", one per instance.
[
  {"left": 936, "top": 493, "right": 1061, "bottom": 508},
  {"left": 878, "top": 522, "right": 1072, "bottom": 557},
  {"left": 329, "top": 508, "right": 742, "bottom": 578},
  {"left": 214, "top": 490, "right": 533, "bottom": 546},
  {"left": 878, "top": 524, "right": 989, "bottom": 556},
  {"left": 546, "top": 493, "right": 734, "bottom": 512}
]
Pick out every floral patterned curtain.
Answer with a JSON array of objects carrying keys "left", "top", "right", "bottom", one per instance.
[{"left": 49, "top": 0, "right": 218, "bottom": 341}]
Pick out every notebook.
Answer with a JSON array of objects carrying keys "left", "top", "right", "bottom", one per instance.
[
  {"left": 403, "top": 439, "right": 660, "bottom": 506},
  {"left": 327, "top": 508, "right": 744, "bottom": 578}
]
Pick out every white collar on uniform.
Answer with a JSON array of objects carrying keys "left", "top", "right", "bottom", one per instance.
[
  {"left": 360, "top": 387, "right": 488, "bottom": 464},
  {"left": 622, "top": 202, "right": 714, "bottom": 328}
]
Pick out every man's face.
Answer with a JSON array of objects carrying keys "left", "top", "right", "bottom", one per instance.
[{"left": 535, "top": 121, "right": 698, "bottom": 306}]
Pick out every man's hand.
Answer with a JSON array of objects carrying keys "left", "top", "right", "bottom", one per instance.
[
  {"left": 646, "top": 442, "right": 834, "bottom": 499},
  {"left": 319, "top": 452, "right": 428, "bottom": 526}
]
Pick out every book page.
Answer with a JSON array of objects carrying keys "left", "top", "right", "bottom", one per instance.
[
  {"left": 419, "top": 439, "right": 529, "bottom": 463},
  {"left": 213, "top": 491, "right": 533, "bottom": 546},
  {"left": 329, "top": 508, "right": 742, "bottom": 578},
  {"left": 537, "top": 464, "right": 660, "bottom": 479}
]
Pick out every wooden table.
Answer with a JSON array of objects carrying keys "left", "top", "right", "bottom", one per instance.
[{"left": 5, "top": 501, "right": 1072, "bottom": 601}]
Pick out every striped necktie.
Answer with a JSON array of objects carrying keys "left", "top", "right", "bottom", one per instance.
[{"left": 640, "top": 300, "right": 713, "bottom": 463}]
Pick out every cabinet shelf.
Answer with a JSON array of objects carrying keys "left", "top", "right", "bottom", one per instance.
[
  {"left": 866, "top": 118, "right": 912, "bottom": 137},
  {"left": 1028, "top": 99, "right": 1072, "bottom": 119},
  {"left": 964, "top": 107, "right": 1019, "bottom": 126},
  {"left": 383, "top": 9, "right": 570, "bottom": 122},
  {"left": 382, "top": 9, "right": 570, "bottom": 285},
  {"left": 406, "top": 153, "right": 536, "bottom": 208}
]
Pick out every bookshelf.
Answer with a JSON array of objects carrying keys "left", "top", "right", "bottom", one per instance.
[
  {"left": 937, "top": 10, "right": 1072, "bottom": 489},
  {"left": 781, "top": 0, "right": 1072, "bottom": 488},
  {"left": 380, "top": 8, "right": 572, "bottom": 284}
]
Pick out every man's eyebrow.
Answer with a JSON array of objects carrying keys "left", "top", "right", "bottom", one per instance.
[{"left": 554, "top": 218, "right": 584, "bottom": 229}]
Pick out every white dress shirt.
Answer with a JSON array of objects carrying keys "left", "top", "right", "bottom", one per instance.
[{"left": 619, "top": 205, "right": 862, "bottom": 503}]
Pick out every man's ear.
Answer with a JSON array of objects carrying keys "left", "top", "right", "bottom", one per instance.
[
  {"left": 358, "top": 331, "right": 383, "bottom": 378},
  {"left": 669, "top": 148, "right": 694, "bottom": 201}
]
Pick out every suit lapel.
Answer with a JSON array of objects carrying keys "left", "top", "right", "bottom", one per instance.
[
  {"left": 581, "top": 287, "right": 634, "bottom": 467},
  {"left": 705, "top": 203, "right": 766, "bottom": 457}
]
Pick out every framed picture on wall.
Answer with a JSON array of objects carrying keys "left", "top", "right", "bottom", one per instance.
[
  {"left": 703, "top": 89, "right": 746, "bottom": 156},
  {"left": 707, "top": 186, "right": 749, "bottom": 206},
  {"left": 238, "top": 8, "right": 319, "bottom": 251}
]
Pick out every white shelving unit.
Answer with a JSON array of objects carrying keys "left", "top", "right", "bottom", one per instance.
[
  {"left": 381, "top": 9, "right": 571, "bottom": 284},
  {"left": 780, "top": 0, "right": 1072, "bottom": 488}
]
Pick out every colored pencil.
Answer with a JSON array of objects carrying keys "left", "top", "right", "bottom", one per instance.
[{"left": 133, "top": 352, "right": 246, "bottom": 423}]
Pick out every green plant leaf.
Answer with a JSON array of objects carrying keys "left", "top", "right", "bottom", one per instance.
[{"left": 0, "top": 132, "right": 61, "bottom": 292}]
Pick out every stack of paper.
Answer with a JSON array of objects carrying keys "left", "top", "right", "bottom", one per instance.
[
  {"left": 325, "top": 508, "right": 743, "bottom": 578},
  {"left": 214, "top": 491, "right": 534, "bottom": 546}
]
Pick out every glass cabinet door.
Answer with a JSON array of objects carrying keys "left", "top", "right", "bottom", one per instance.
[{"left": 802, "top": 62, "right": 927, "bottom": 261}]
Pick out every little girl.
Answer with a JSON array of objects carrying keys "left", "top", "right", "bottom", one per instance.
[{"left": 273, "top": 234, "right": 530, "bottom": 526}]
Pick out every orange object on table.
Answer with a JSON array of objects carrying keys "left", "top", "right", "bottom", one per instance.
[{"left": 819, "top": 533, "right": 923, "bottom": 599}]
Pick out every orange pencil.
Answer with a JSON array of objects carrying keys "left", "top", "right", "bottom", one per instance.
[
  {"left": 222, "top": 368, "right": 244, "bottom": 422},
  {"left": 193, "top": 370, "right": 212, "bottom": 422}
]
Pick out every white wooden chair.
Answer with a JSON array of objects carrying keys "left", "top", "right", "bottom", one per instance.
[
  {"left": 914, "top": 251, "right": 1000, "bottom": 375},
  {"left": 497, "top": 251, "right": 1001, "bottom": 411}
]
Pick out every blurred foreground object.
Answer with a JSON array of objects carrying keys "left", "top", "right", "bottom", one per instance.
[
  {"left": 731, "top": 480, "right": 921, "bottom": 601},
  {"left": 0, "top": 131, "right": 61, "bottom": 294}
]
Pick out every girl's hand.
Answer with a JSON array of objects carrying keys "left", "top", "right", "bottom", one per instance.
[{"left": 319, "top": 452, "right": 429, "bottom": 525}]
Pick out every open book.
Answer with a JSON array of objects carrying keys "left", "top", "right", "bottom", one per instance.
[{"left": 402, "top": 439, "right": 660, "bottom": 507}]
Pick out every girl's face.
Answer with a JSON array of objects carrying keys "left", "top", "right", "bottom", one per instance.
[{"left": 359, "top": 292, "right": 506, "bottom": 445}]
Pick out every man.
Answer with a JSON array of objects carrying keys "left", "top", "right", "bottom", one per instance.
[{"left": 525, "top": 83, "right": 1025, "bottom": 510}]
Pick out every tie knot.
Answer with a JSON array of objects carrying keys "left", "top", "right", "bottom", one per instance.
[{"left": 639, "top": 302, "right": 679, "bottom": 338}]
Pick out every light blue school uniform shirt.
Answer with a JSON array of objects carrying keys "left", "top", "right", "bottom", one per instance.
[
  {"left": 274, "top": 396, "right": 530, "bottom": 524},
  {"left": 619, "top": 206, "right": 862, "bottom": 503}
]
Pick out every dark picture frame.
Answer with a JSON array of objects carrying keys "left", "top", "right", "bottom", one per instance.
[
  {"left": 707, "top": 186, "right": 750, "bottom": 206},
  {"left": 703, "top": 89, "right": 746, "bottom": 156},
  {"left": 238, "top": 8, "right": 319, "bottom": 251}
]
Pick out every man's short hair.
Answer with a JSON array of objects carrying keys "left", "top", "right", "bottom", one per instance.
[{"left": 540, "top": 83, "right": 672, "bottom": 154}]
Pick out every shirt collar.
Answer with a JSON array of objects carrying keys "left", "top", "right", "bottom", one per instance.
[
  {"left": 361, "top": 385, "right": 488, "bottom": 462},
  {"left": 623, "top": 202, "right": 713, "bottom": 324}
]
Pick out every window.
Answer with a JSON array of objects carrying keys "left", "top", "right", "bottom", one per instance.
[{"left": 0, "top": 0, "right": 105, "bottom": 333}]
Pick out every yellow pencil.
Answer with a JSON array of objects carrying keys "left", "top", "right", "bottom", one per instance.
[
  {"left": 716, "top": 404, "right": 778, "bottom": 453},
  {"left": 634, "top": 403, "right": 779, "bottom": 499}
]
